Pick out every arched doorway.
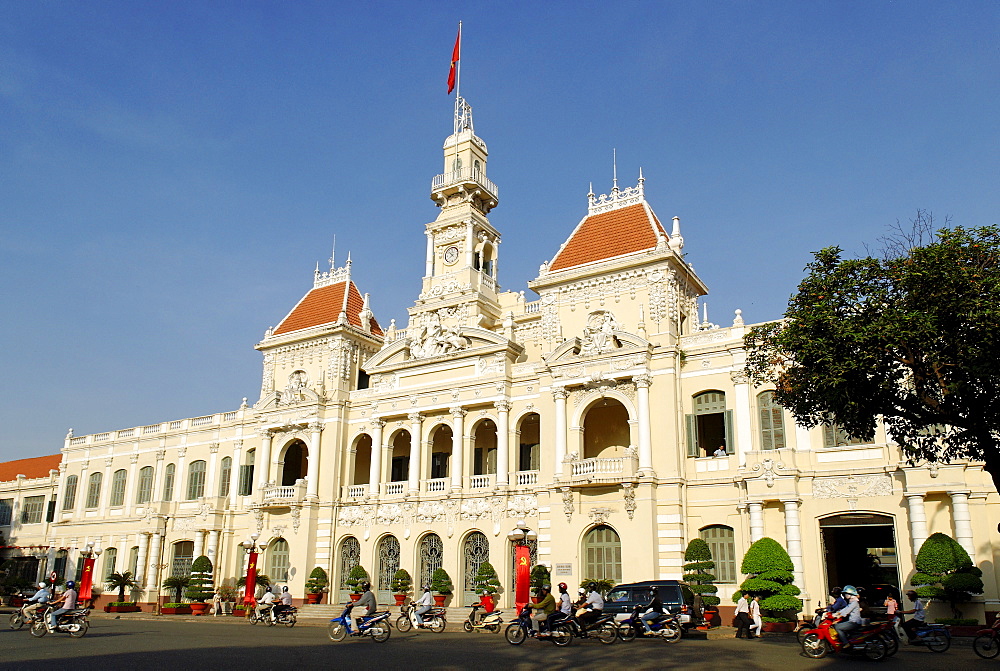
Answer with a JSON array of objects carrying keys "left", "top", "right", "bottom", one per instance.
[
  {"left": 472, "top": 420, "right": 497, "bottom": 477},
  {"left": 267, "top": 538, "right": 290, "bottom": 583},
  {"left": 281, "top": 440, "right": 308, "bottom": 486},
  {"left": 419, "top": 533, "right": 443, "bottom": 588},
  {"left": 389, "top": 430, "right": 411, "bottom": 484},
  {"left": 353, "top": 434, "right": 372, "bottom": 485},
  {"left": 430, "top": 425, "right": 452, "bottom": 481},
  {"left": 517, "top": 413, "right": 540, "bottom": 473},
  {"left": 338, "top": 536, "right": 360, "bottom": 602},
  {"left": 377, "top": 535, "right": 400, "bottom": 604},
  {"left": 582, "top": 399, "right": 630, "bottom": 459},
  {"left": 463, "top": 531, "right": 490, "bottom": 605},
  {"left": 582, "top": 525, "right": 622, "bottom": 585},
  {"left": 171, "top": 540, "right": 194, "bottom": 578},
  {"left": 820, "top": 513, "right": 900, "bottom": 596}
]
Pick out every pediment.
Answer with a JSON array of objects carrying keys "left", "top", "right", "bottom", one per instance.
[
  {"left": 545, "top": 330, "right": 651, "bottom": 364},
  {"left": 365, "top": 326, "right": 517, "bottom": 371}
]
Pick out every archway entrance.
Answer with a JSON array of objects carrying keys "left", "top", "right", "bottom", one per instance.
[
  {"left": 820, "top": 513, "right": 900, "bottom": 596},
  {"left": 281, "top": 440, "right": 308, "bottom": 486}
]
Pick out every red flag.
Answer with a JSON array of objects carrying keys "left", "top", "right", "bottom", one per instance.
[
  {"left": 77, "top": 557, "right": 95, "bottom": 601},
  {"left": 447, "top": 26, "right": 460, "bottom": 94},
  {"left": 514, "top": 545, "right": 530, "bottom": 614},
  {"left": 243, "top": 551, "right": 258, "bottom": 606}
]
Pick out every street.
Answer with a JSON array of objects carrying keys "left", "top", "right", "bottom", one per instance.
[{"left": 1, "top": 615, "right": 992, "bottom": 670}]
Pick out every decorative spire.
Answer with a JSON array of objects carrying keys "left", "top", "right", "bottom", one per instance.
[
  {"left": 329, "top": 234, "right": 336, "bottom": 270},
  {"left": 612, "top": 148, "right": 619, "bottom": 192},
  {"left": 669, "top": 216, "right": 684, "bottom": 252}
]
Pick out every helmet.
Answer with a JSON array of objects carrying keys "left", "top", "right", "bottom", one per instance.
[
  {"left": 423, "top": 584, "right": 431, "bottom": 592},
  {"left": 265, "top": 586, "right": 272, "bottom": 592},
  {"left": 842, "top": 585, "right": 858, "bottom": 597},
  {"left": 281, "top": 586, "right": 289, "bottom": 593},
  {"left": 587, "top": 582, "right": 597, "bottom": 593},
  {"left": 577, "top": 587, "right": 586, "bottom": 596},
  {"left": 66, "top": 581, "right": 75, "bottom": 589},
  {"left": 38, "top": 582, "right": 47, "bottom": 589},
  {"left": 557, "top": 582, "right": 567, "bottom": 591},
  {"left": 829, "top": 586, "right": 842, "bottom": 597},
  {"left": 359, "top": 580, "right": 371, "bottom": 591}
]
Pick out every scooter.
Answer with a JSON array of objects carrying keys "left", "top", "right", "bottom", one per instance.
[
  {"left": 247, "top": 604, "right": 297, "bottom": 626},
  {"left": 617, "top": 605, "right": 682, "bottom": 642},
  {"left": 555, "top": 608, "right": 619, "bottom": 644},
  {"left": 327, "top": 603, "right": 392, "bottom": 642},
  {"left": 886, "top": 617, "right": 950, "bottom": 653},
  {"left": 29, "top": 605, "right": 90, "bottom": 638},
  {"left": 800, "top": 612, "right": 890, "bottom": 661},
  {"left": 9, "top": 603, "right": 46, "bottom": 630},
  {"left": 973, "top": 615, "right": 1000, "bottom": 659},
  {"left": 462, "top": 602, "right": 504, "bottom": 633},
  {"left": 396, "top": 602, "right": 447, "bottom": 632},
  {"left": 504, "top": 607, "right": 571, "bottom": 646}
]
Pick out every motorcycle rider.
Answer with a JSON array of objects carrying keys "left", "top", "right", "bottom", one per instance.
[
  {"left": 525, "top": 584, "right": 556, "bottom": 636},
  {"left": 48, "top": 580, "right": 78, "bottom": 631},
  {"left": 22, "top": 582, "right": 51, "bottom": 621},
  {"left": 414, "top": 584, "right": 434, "bottom": 628},
  {"left": 832, "top": 585, "right": 863, "bottom": 646},
  {"left": 826, "top": 586, "right": 847, "bottom": 613},
  {"left": 256, "top": 586, "right": 276, "bottom": 621},
  {"left": 640, "top": 587, "right": 664, "bottom": 634},
  {"left": 354, "top": 580, "right": 377, "bottom": 629},
  {"left": 577, "top": 582, "right": 605, "bottom": 629},
  {"left": 547, "top": 582, "right": 572, "bottom": 631},
  {"left": 271, "top": 585, "right": 293, "bottom": 622},
  {"left": 899, "top": 590, "right": 926, "bottom": 643}
]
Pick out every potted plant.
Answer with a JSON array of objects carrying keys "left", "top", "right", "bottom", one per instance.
[
  {"left": 683, "top": 538, "right": 720, "bottom": 627},
  {"left": 345, "top": 565, "right": 370, "bottom": 601},
  {"left": 161, "top": 575, "right": 190, "bottom": 613},
  {"left": 431, "top": 568, "right": 453, "bottom": 606},
  {"left": 579, "top": 578, "right": 614, "bottom": 596},
  {"left": 391, "top": 569, "right": 412, "bottom": 606},
  {"left": 473, "top": 561, "right": 501, "bottom": 611},
  {"left": 735, "top": 537, "right": 802, "bottom": 633},
  {"left": 104, "top": 571, "right": 140, "bottom": 613},
  {"left": 305, "top": 566, "right": 328, "bottom": 605},
  {"left": 161, "top": 601, "right": 192, "bottom": 615},
  {"left": 216, "top": 583, "right": 238, "bottom": 615},
  {"left": 530, "top": 565, "right": 550, "bottom": 602},
  {"left": 184, "top": 555, "right": 214, "bottom": 615},
  {"left": 911, "top": 532, "right": 984, "bottom": 634}
]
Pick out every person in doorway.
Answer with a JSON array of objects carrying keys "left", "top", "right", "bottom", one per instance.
[
  {"left": 832, "top": 585, "right": 863, "bottom": 646},
  {"left": 414, "top": 585, "right": 434, "bottom": 627},
  {"left": 734, "top": 593, "right": 751, "bottom": 638},
  {"left": 748, "top": 595, "right": 763, "bottom": 639},
  {"left": 899, "top": 590, "right": 926, "bottom": 643},
  {"left": 713, "top": 445, "right": 727, "bottom": 457},
  {"left": 525, "top": 585, "right": 556, "bottom": 635}
]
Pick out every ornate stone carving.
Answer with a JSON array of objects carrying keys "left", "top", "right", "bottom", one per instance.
[
  {"left": 589, "top": 507, "right": 613, "bottom": 525},
  {"left": 812, "top": 474, "right": 893, "bottom": 499},
  {"left": 260, "top": 352, "right": 274, "bottom": 397},
  {"left": 495, "top": 399, "right": 511, "bottom": 413},
  {"left": 561, "top": 487, "right": 574, "bottom": 522},
  {"left": 751, "top": 458, "right": 785, "bottom": 487},
  {"left": 130, "top": 454, "right": 139, "bottom": 464},
  {"left": 373, "top": 374, "right": 397, "bottom": 392},
  {"left": 507, "top": 494, "right": 538, "bottom": 520},
  {"left": 104, "top": 457, "right": 114, "bottom": 468},
  {"left": 209, "top": 443, "right": 220, "bottom": 454},
  {"left": 730, "top": 370, "right": 749, "bottom": 385},
  {"left": 622, "top": 483, "right": 636, "bottom": 520},
  {"left": 175, "top": 504, "right": 214, "bottom": 531},
  {"left": 156, "top": 449, "right": 165, "bottom": 461},
  {"left": 291, "top": 507, "right": 301, "bottom": 533},
  {"left": 252, "top": 505, "right": 264, "bottom": 534},
  {"left": 407, "top": 313, "right": 469, "bottom": 359},
  {"left": 580, "top": 311, "right": 620, "bottom": 356},
  {"left": 477, "top": 353, "right": 505, "bottom": 376}
]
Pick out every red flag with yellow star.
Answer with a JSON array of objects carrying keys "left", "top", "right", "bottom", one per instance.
[
  {"left": 78, "top": 556, "right": 95, "bottom": 601},
  {"left": 447, "top": 26, "right": 461, "bottom": 94},
  {"left": 243, "top": 551, "right": 259, "bottom": 606}
]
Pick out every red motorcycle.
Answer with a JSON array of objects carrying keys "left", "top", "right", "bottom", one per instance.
[
  {"left": 973, "top": 616, "right": 1000, "bottom": 659},
  {"left": 800, "top": 612, "right": 891, "bottom": 661}
]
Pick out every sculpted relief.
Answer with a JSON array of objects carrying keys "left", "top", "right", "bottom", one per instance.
[{"left": 406, "top": 312, "right": 470, "bottom": 359}]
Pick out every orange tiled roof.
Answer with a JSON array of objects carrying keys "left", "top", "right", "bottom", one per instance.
[
  {"left": 549, "top": 202, "right": 668, "bottom": 272},
  {"left": 273, "top": 281, "right": 382, "bottom": 336},
  {"left": 0, "top": 454, "right": 61, "bottom": 483}
]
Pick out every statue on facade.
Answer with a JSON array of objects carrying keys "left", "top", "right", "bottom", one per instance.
[
  {"left": 406, "top": 313, "right": 469, "bottom": 359},
  {"left": 580, "top": 311, "right": 620, "bottom": 356}
]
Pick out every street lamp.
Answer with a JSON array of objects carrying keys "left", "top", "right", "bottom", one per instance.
[
  {"left": 507, "top": 524, "right": 536, "bottom": 545},
  {"left": 239, "top": 532, "right": 261, "bottom": 554}
]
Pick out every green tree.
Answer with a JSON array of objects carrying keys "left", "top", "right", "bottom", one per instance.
[
  {"left": 734, "top": 537, "right": 802, "bottom": 618},
  {"left": 431, "top": 568, "right": 453, "bottom": 595},
  {"left": 745, "top": 216, "right": 1000, "bottom": 494},
  {"left": 390, "top": 569, "right": 412, "bottom": 594},
  {"left": 104, "top": 571, "right": 138, "bottom": 603},
  {"left": 184, "top": 555, "right": 214, "bottom": 603},
  {"left": 345, "top": 565, "right": 370, "bottom": 593},
  {"left": 236, "top": 573, "right": 271, "bottom": 591},
  {"left": 911, "top": 532, "right": 984, "bottom": 619},
  {"left": 683, "top": 538, "right": 720, "bottom": 608},
  {"left": 529, "top": 565, "right": 550, "bottom": 590},
  {"left": 305, "top": 566, "right": 328, "bottom": 594},
  {"left": 473, "top": 561, "right": 501, "bottom": 595},
  {"left": 162, "top": 575, "right": 190, "bottom": 602}
]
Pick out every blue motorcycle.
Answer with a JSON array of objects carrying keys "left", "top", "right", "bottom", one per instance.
[
  {"left": 617, "top": 605, "right": 682, "bottom": 642},
  {"left": 327, "top": 603, "right": 392, "bottom": 643}
]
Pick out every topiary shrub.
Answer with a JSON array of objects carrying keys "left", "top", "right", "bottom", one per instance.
[
  {"left": 735, "top": 537, "right": 802, "bottom": 616},
  {"left": 391, "top": 569, "right": 412, "bottom": 594},
  {"left": 530, "top": 565, "right": 550, "bottom": 590},
  {"left": 185, "top": 555, "right": 214, "bottom": 603},
  {"left": 911, "top": 532, "right": 984, "bottom": 620},
  {"left": 684, "top": 538, "right": 720, "bottom": 608},
  {"left": 305, "top": 566, "right": 328, "bottom": 594},
  {"left": 345, "top": 565, "right": 370, "bottom": 594},
  {"left": 431, "top": 568, "right": 453, "bottom": 595},
  {"left": 474, "top": 562, "right": 501, "bottom": 595}
]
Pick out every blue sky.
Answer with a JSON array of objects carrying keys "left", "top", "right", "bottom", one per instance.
[{"left": 2, "top": 0, "right": 997, "bottom": 462}]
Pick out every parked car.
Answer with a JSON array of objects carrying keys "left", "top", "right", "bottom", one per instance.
[
  {"left": 860, "top": 583, "right": 900, "bottom": 619},
  {"left": 603, "top": 581, "right": 697, "bottom": 629}
]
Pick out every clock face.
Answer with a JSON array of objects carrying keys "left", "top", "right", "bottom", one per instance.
[{"left": 443, "top": 245, "right": 459, "bottom": 265}]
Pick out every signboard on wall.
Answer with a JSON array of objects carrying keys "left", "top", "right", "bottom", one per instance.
[{"left": 554, "top": 563, "right": 573, "bottom": 576}]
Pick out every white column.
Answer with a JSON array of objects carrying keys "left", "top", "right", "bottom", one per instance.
[
  {"left": 230, "top": 440, "right": 243, "bottom": 505},
  {"left": 407, "top": 413, "right": 424, "bottom": 494},
  {"left": 207, "top": 444, "right": 220, "bottom": 498},
  {"left": 906, "top": 493, "right": 928, "bottom": 556},
  {"left": 193, "top": 530, "right": 206, "bottom": 560},
  {"left": 949, "top": 490, "right": 975, "bottom": 557},
  {"left": 748, "top": 501, "right": 764, "bottom": 542},
  {"left": 495, "top": 400, "right": 511, "bottom": 486},
  {"left": 782, "top": 499, "right": 805, "bottom": 593},
  {"left": 145, "top": 532, "right": 162, "bottom": 591},
  {"left": 176, "top": 448, "right": 188, "bottom": 500},
  {"left": 54, "top": 464, "right": 68, "bottom": 519},
  {"left": 450, "top": 407, "right": 466, "bottom": 491},
  {"left": 98, "top": 457, "right": 114, "bottom": 514},
  {"left": 125, "top": 453, "right": 139, "bottom": 510},
  {"left": 135, "top": 533, "right": 149, "bottom": 585},
  {"left": 207, "top": 529, "right": 220, "bottom": 563},
  {"left": 731, "top": 372, "right": 753, "bottom": 466},
  {"left": 424, "top": 231, "right": 434, "bottom": 276},
  {"left": 368, "top": 420, "right": 385, "bottom": 497},
  {"left": 635, "top": 375, "right": 653, "bottom": 476},
  {"left": 306, "top": 421, "right": 322, "bottom": 500},
  {"left": 553, "top": 387, "right": 568, "bottom": 478},
  {"left": 256, "top": 432, "right": 272, "bottom": 491}
]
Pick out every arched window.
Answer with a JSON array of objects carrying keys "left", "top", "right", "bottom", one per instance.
[
  {"left": 687, "top": 391, "right": 732, "bottom": 457},
  {"left": 267, "top": 538, "right": 290, "bottom": 582},
  {"left": 353, "top": 435, "right": 372, "bottom": 485},
  {"left": 171, "top": 541, "right": 194, "bottom": 577},
  {"left": 430, "top": 426, "right": 452, "bottom": 480},
  {"left": 219, "top": 457, "right": 232, "bottom": 497},
  {"left": 582, "top": 399, "right": 630, "bottom": 459},
  {"left": 110, "top": 469, "right": 127, "bottom": 506},
  {"left": 518, "top": 413, "right": 540, "bottom": 472},
  {"left": 757, "top": 391, "right": 786, "bottom": 450},
  {"left": 136, "top": 466, "right": 154, "bottom": 504},
  {"left": 163, "top": 463, "right": 176, "bottom": 502},
  {"left": 128, "top": 546, "right": 139, "bottom": 577},
  {"left": 823, "top": 421, "right": 875, "bottom": 448},
  {"left": 186, "top": 460, "right": 206, "bottom": 500},
  {"left": 473, "top": 420, "right": 497, "bottom": 476},
  {"left": 103, "top": 547, "right": 118, "bottom": 579},
  {"left": 700, "top": 525, "right": 737, "bottom": 583},
  {"left": 62, "top": 475, "right": 78, "bottom": 510},
  {"left": 419, "top": 533, "right": 444, "bottom": 588},
  {"left": 280, "top": 440, "right": 308, "bottom": 486},
  {"left": 377, "top": 535, "right": 400, "bottom": 597},
  {"left": 339, "top": 536, "right": 360, "bottom": 600},
  {"left": 390, "top": 431, "right": 410, "bottom": 483},
  {"left": 238, "top": 450, "right": 255, "bottom": 496},
  {"left": 463, "top": 531, "right": 489, "bottom": 603},
  {"left": 85, "top": 472, "right": 102, "bottom": 509},
  {"left": 583, "top": 525, "right": 621, "bottom": 584}
]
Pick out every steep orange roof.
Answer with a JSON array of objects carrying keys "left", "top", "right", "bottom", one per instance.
[
  {"left": 549, "top": 202, "right": 668, "bottom": 272},
  {"left": 273, "top": 281, "right": 382, "bottom": 336},
  {"left": 0, "top": 454, "right": 61, "bottom": 483}
]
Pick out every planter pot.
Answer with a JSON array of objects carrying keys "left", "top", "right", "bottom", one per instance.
[
  {"left": 161, "top": 606, "right": 192, "bottom": 615},
  {"left": 189, "top": 602, "right": 209, "bottom": 616},
  {"left": 349, "top": 593, "right": 361, "bottom": 602},
  {"left": 306, "top": 592, "right": 323, "bottom": 605},
  {"left": 232, "top": 609, "right": 247, "bottom": 617},
  {"left": 394, "top": 594, "right": 407, "bottom": 606},
  {"left": 947, "top": 625, "right": 982, "bottom": 638},
  {"left": 104, "top": 605, "right": 141, "bottom": 613},
  {"left": 762, "top": 622, "right": 795, "bottom": 633},
  {"left": 433, "top": 594, "right": 447, "bottom": 607}
]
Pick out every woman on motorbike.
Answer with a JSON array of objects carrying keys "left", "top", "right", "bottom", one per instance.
[
  {"left": 832, "top": 585, "right": 863, "bottom": 646},
  {"left": 414, "top": 585, "right": 434, "bottom": 627}
]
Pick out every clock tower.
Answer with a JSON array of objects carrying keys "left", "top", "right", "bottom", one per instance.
[{"left": 410, "top": 97, "right": 503, "bottom": 331}]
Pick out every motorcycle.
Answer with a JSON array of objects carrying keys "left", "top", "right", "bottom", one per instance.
[
  {"left": 248, "top": 604, "right": 297, "bottom": 627},
  {"left": 9, "top": 603, "right": 47, "bottom": 630},
  {"left": 29, "top": 605, "right": 90, "bottom": 638},
  {"left": 973, "top": 615, "right": 1000, "bottom": 659},
  {"left": 884, "top": 617, "right": 950, "bottom": 654},
  {"left": 396, "top": 602, "right": 447, "bottom": 633},
  {"left": 554, "top": 609, "right": 619, "bottom": 645},
  {"left": 800, "top": 612, "right": 890, "bottom": 661},
  {"left": 796, "top": 607, "right": 827, "bottom": 645},
  {"left": 617, "top": 605, "right": 682, "bottom": 642},
  {"left": 327, "top": 603, "right": 391, "bottom": 642},
  {"left": 504, "top": 607, "right": 572, "bottom": 646},
  {"left": 462, "top": 602, "right": 503, "bottom": 633}
]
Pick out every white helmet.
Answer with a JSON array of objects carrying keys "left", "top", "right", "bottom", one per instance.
[
  {"left": 38, "top": 582, "right": 47, "bottom": 589},
  {"left": 577, "top": 587, "right": 586, "bottom": 596}
]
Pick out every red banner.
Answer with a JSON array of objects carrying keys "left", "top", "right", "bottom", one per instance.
[
  {"left": 77, "top": 557, "right": 95, "bottom": 601},
  {"left": 243, "top": 551, "right": 258, "bottom": 605},
  {"left": 447, "top": 25, "right": 461, "bottom": 94},
  {"left": 514, "top": 545, "right": 530, "bottom": 614}
]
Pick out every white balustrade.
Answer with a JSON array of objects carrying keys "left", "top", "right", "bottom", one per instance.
[
  {"left": 431, "top": 168, "right": 498, "bottom": 199},
  {"left": 383, "top": 482, "right": 405, "bottom": 496},
  {"left": 571, "top": 457, "right": 626, "bottom": 477},
  {"left": 470, "top": 474, "right": 493, "bottom": 489},
  {"left": 69, "top": 437, "right": 87, "bottom": 445},
  {"left": 347, "top": 485, "right": 367, "bottom": 499},
  {"left": 223, "top": 412, "right": 237, "bottom": 422},
  {"left": 191, "top": 416, "right": 212, "bottom": 427},
  {"left": 117, "top": 429, "right": 134, "bottom": 438},
  {"left": 93, "top": 433, "right": 111, "bottom": 442},
  {"left": 169, "top": 421, "right": 182, "bottom": 430},
  {"left": 262, "top": 485, "right": 296, "bottom": 500},
  {"left": 424, "top": 478, "right": 448, "bottom": 493},
  {"left": 524, "top": 301, "right": 540, "bottom": 314},
  {"left": 142, "top": 424, "right": 160, "bottom": 435},
  {"left": 515, "top": 471, "right": 538, "bottom": 486}
]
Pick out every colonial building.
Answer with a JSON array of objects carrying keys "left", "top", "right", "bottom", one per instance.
[{"left": 2, "top": 98, "right": 998, "bottom": 621}]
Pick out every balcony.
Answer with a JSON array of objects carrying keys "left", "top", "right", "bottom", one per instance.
[
  {"left": 259, "top": 481, "right": 306, "bottom": 508},
  {"left": 564, "top": 452, "right": 638, "bottom": 487},
  {"left": 346, "top": 484, "right": 368, "bottom": 500},
  {"left": 382, "top": 482, "right": 406, "bottom": 497},
  {"left": 469, "top": 474, "right": 493, "bottom": 490},
  {"left": 431, "top": 167, "right": 498, "bottom": 201},
  {"left": 423, "top": 478, "right": 448, "bottom": 494},
  {"left": 515, "top": 470, "right": 539, "bottom": 486}
]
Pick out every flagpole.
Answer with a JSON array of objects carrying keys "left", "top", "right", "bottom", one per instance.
[{"left": 456, "top": 21, "right": 462, "bottom": 103}]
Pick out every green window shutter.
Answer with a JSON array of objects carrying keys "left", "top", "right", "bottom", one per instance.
[
  {"left": 686, "top": 414, "right": 699, "bottom": 457},
  {"left": 771, "top": 407, "right": 786, "bottom": 450},
  {"left": 724, "top": 410, "right": 735, "bottom": 454}
]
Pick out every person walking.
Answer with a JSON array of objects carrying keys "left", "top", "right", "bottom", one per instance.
[
  {"left": 734, "top": 593, "right": 751, "bottom": 638},
  {"left": 748, "top": 595, "right": 763, "bottom": 639}
]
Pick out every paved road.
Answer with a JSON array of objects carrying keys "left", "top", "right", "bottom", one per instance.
[{"left": 0, "top": 616, "right": 990, "bottom": 670}]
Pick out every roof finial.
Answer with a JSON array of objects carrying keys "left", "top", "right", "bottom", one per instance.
[
  {"left": 612, "top": 148, "right": 618, "bottom": 192},
  {"left": 329, "top": 234, "right": 336, "bottom": 270},
  {"left": 638, "top": 167, "right": 644, "bottom": 183}
]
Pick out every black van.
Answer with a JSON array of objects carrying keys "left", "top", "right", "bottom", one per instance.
[{"left": 602, "top": 580, "right": 696, "bottom": 628}]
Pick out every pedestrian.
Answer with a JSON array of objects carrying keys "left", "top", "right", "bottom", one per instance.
[
  {"left": 749, "top": 595, "right": 762, "bottom": 639},
  {"left": 734, "top": 592, "right": 751, "bottom": 638}
]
